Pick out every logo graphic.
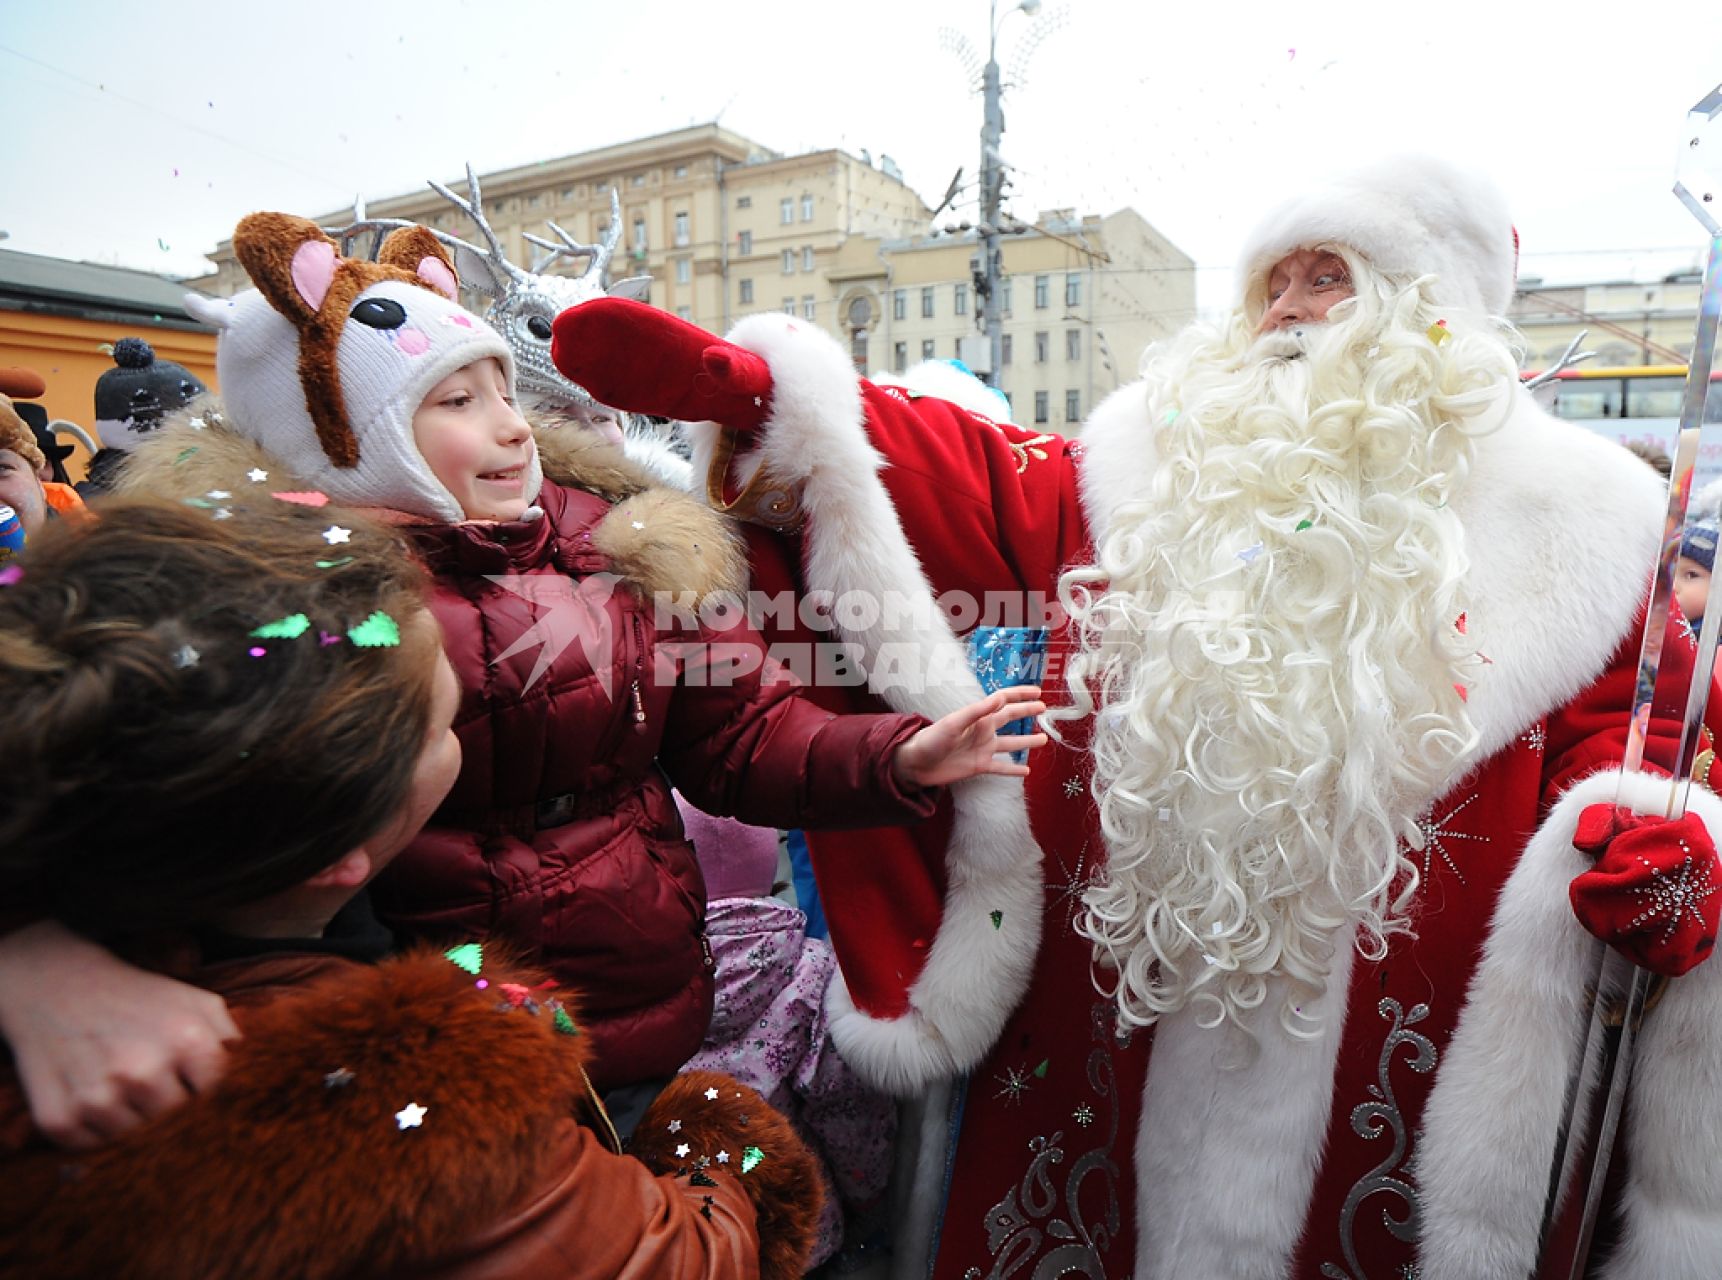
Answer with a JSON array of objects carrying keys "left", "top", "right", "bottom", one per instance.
[{"left": 487, "top": 572, "right": 621, "bottom": 698}]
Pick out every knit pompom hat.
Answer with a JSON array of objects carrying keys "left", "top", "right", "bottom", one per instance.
[
  {"left": 93, "top": 338, "right": 207, "bottom": 453},
  {"left": 1682, "top": 521, "right": 1719, "bottom": 574},
  {"left": 1236, "top": 153, "right": 1518, "bottom": 320},
  {"left": 184, "top": 213, "right": 536, "bottom": 524}
]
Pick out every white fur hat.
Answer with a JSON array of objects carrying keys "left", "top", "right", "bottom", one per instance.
[
  {"left": 184, "top": 215, "right": 539, "bottom": 524},
  {"left": 1236, "top": 154, "right": 1518, "bottom": 319}
]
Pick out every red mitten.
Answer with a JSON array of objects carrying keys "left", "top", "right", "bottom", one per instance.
[
  {"left": 551, "top": 297, "right": 774, "bottom": 432},
  {"left": 1569, "top": 802, "right": 1722, "bottom": 976}
]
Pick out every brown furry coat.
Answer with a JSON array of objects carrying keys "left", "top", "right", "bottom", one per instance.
[{"left": 0, "top": 947, "right": 821, "bottom": 1280}]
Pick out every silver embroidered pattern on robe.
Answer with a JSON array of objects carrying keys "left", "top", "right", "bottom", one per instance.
[
  {"left": 1320, "top": 998, "right": 1437, "bottom": 1280},
  {"left": 964, "top": 1003, "right": 1124, "bottom": 1278}
]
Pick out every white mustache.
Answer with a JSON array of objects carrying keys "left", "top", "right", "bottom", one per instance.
[{"left": 1249, "top": 327, "right": 1316, "bottom": 361}]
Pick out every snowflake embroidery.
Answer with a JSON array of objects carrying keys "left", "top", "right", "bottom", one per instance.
[
  {"left": 1411, "top": 793, "right": 1488, "bottom": 886},
  {"left": 1073, "top": 1103, "right": 1095, "bottom": 1127},
  {"left": 1050, "top": 842, "right": 1097, "bottom": 932},
  {"left": 743, "top": 940, "right": 774, "bottom": 970},
  {"left": 1521, "top": 723, "right": 1547, "bottom": 755},
  {"left": 993, "top": 1064, "right": 1033, "bottom": 1106},
  {"left": 1629, "top": 847, "right": 1719, "bottom": 943},
  {"left": 1062, "top": 775, "right": 1084, "bottom": 799}
]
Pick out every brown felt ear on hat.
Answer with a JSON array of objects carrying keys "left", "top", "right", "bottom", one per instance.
[
  {"left": 0, "top": 395, "right": 47, "bottom": 472},
  {"left": 0, "top": 367, "right": 47, "bottom": 400},
  {"left": 231, "top": 212, "right": 371, "bottom": 468},
  {"left": 376, "top": 227, "right": 460, "bottom": 301}
]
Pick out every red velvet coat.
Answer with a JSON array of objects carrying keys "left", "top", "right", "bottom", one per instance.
[{"left": 369, "top": 438, "right": 935, "bottom": 1093}]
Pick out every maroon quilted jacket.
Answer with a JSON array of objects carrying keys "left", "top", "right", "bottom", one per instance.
[{"left": 369, "top": 436, "right": 935, "bottom": 1092}]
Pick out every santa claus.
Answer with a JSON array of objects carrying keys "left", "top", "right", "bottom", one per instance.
[{"left": 554, "top": 155, "right": 1722, "bottom": 1278}]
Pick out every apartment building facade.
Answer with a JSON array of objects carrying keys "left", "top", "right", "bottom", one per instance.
[{"left": 190, "top": 124, "right": 1195, "bottom": 423}]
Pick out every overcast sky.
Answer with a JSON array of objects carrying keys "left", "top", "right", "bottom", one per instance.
[{"left": 4, "top": 0, "right": 1721, "bottom": 318}]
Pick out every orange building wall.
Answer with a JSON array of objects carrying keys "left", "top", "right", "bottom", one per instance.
[{"left": 0, "top": 309, "right": 217, "bottom": 482}]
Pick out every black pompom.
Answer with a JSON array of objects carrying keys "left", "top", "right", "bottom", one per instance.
[{"left": 112, "top": 337, "right": 156, "bottom": 369}]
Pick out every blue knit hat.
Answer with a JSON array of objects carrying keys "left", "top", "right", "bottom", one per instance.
[{"left": 1681, "top": 521, "right": 1719, "bottom": 574}]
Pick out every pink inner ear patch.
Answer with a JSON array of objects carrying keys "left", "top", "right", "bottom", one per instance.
[
  {"left": 395, "top": 328, "right": 430, "bottom": 356},
  {"left": 290, "top": 240, "right": 338, "bottom": 310},
  {"left": 417, "top": 256, "right": 459, "bottom": 300}
]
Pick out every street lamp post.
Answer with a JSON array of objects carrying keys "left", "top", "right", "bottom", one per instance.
[{"left": 975, "top": 0, "right": 1039, "bottom": 389}]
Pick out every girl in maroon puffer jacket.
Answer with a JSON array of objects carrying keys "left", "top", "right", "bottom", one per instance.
[{"left": 0, "top": 215, "right": 1045, "bottom": 1146}]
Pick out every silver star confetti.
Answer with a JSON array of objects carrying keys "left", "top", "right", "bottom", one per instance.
[
  {"left": 668, "top": 1119, "right": 682, "bottom": 1133},
  {"left": 171, "top": 644, "right": 200, "bottom": 669},
  {"left": 704, "top": 1087, "right": 719, "bottom": 1100},
  {"left": 675, "top": 1143, "right": 691, "bottom": 1158},
  {"left": 394, "top": 1101, "right": 427, "bottom": 1129},
  {"left": 206, "top": 490, "right": 231, "bottom": 500},
  {"left": 322, "top": 526, "right": 352, "bottom": 545},
  {"left": 247, "top": 468, "right": 269, "bottom": 483},
  {"left": 715, "top": 1150, "right": 730, "bottom": 1164}
]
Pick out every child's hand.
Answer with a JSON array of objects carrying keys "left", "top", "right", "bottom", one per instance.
[
  {"left": 0, "top": 921, "right": 238, "bottom": 1149},
  {"left": 891, "top": 685, "right": 1048, "bottom": 789}
]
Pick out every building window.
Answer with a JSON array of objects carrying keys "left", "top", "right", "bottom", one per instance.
[
  {"left": 1034, "top": 275, "right": 1049, "bottom": 309},
  {"left": 1002, "top": 279, "right": 1013, "bottom": 314},
  {"left": 802, "top": 246, "right": 814, "bottom": 272},
  {"left": 631, "top": 173, "right": 646, "bottom": 187},
  {"left": 780, "top": 198, "right": 794, "bottom": 225},
  {"left": 674, "top": 164, "right": 688, "bottom": 178},
  {"left": 784, "top": 297, "right": 797, "bottom": 314},
  {"left": 674, "top": 211, "right": 690, "bottom": 247},
  {"left": 561, "top": 186, "right": 576, "bottom": 200},
  {"left": 922, "top": 339, "right": 936, "bottom": 361},
  {"left": 740, "top": 279, "right": 754, "bottom": 305},
  {"left": 1001, "top": 334, "right": 1013, "bottom": 365},
  {"left": 894, "top": 341, "right": 907, "bottom": 372},
  {"left": 802, "top": 295, "right": 816, "bottom": 320},
  {"left": 738, "top": 230, "right": 752, "bottom": 255},
  {"left": 1034, "top": 331, "right": 1049, "bottom": 363},
  {"left": 1065, "top": 273, "right": 1082, "bottom": 307},
  {"left": 632, "top": 217, "right": 647, "bottom": 251},
  {"left": 527, "top": 193, "right": 541, "bottom": 208},
  {"left": 801, "top": 194, "right": 815, "bottom": 221},
  {"left": 921, "top": 287, "right": 935, "bottom": 318},
  {"left": 737, "top": 196, "right": 752, "bottom": 209},
  {"left": 893, "top": 289, "right": 906, "bottom": 321},
  {"left": 1034, "top": 391, "right": 1049, "bottom": 424},
  {"left": 675, "top": 258, "right": 691, "bottom": 285},
  {"left": 1066, "top": 390, "right": 1081, "bottom": 421},
  {"left": 954, "top": 282, "right": 968, "bottom": 316},
  {"left": 677, "top": 305, "right": 693, "bottom": 321},
  {"left": 782, "top": 249, "right": 795, "bottom": 274},
  {"left": 1066, "top": 328, "right": 1081, "bottom": 361}
]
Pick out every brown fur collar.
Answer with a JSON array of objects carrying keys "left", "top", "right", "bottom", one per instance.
[
  {"left": 2, "top": 949, "right": 593, "bottom": 1280},
  {"left": 119, "top": 408, "right": 744, "bottom": 602}
]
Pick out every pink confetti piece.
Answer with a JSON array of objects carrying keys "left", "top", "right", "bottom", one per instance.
[{"left": 272, "top": 491, "right": 330, "bottom": 508}]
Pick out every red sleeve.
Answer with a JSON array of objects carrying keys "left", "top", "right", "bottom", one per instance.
[
  {"left": 1543, "top": 604, "right": 1722, "bottom": 806},
  {"left": 857, "top": 384, "right": 1090, "bottom": 601},
  {"left": 654, "top": 608, "right": 937, "bottom": 831}
]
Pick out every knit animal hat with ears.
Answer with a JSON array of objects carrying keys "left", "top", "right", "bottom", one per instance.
[
  {"left": 184, "top": 214, "right": 536, "bottom": 524},
  {"left": 1236, "top": 153, "right": 1519, "bottom": 320}
]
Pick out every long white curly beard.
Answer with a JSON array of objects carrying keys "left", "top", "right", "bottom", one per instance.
[{"left": 1059, "top": 272, "right": 1511, "bottom": 1036}]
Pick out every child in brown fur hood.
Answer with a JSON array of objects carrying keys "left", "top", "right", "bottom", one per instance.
[
  {"left": 0, "top": 214, "right": 1046, "bottom": 1151},
  {"left": 0, "top": 498, "right": 824, "bottom": 1280}
]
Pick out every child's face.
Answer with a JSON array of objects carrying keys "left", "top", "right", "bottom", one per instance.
[
  {"left": 1675, "top": 556, "right": 1711, "bottom": 626},
  {"left": 364, "top": 642, "right": 464, "bottom": 875},
  {"left": 0, "top": 448, "right": 46, "bottom": 536},
  {"left": 412, "top": 358, "right": 535, "bottom": 522}
]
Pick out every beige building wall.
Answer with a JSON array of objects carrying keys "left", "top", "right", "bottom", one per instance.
[
  {"left": 190, "top": 124, "right": 1195, "bottom": 425},
  {"left": 1510, "top": 274, "right": 1703, "bottom": 370}
]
